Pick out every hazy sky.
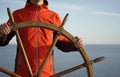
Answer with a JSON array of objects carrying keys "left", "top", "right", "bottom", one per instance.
[{"left": 0, "top": 0, "right": 120, "bottom": 44}]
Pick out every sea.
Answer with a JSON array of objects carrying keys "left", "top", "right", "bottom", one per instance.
[{"left": 0, "top": 44, "right": 120, "bottom": 77}]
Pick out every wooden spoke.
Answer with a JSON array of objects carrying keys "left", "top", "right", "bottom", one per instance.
[
  {"left": 7, "top": 8, "right": 33, "bottom": 77},
  {"left": 51, "top": 56, "right": 105, "bottom": 77},
  {"left": 0, "top": 67, "right": 21, "bottom": 77},
  {"left": 36, "top": 14, "right": 69, "bottom": 77}
]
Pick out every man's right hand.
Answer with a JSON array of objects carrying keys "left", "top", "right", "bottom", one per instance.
[{"left": 0, "top": 23, "right": 10, "bottom": 37}]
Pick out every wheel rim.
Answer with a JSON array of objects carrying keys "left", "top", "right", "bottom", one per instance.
[{"left": 9, "top": 21, "right": 94, "bottom": 77}]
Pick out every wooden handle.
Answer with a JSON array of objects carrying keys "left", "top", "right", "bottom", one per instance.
[
  {"left": 51, "top": 56, "right": 105, "bottom": 77},
  {"left": 0, "top": 67, "right": 21, "bottom": 77}
]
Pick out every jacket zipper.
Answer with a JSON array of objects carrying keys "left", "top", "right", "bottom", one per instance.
[
  {"left": 16, "top": 6, "right": 39, "bottom": 75},
  {"left": 36, "top": 6, "right": 39, "bottom": 74}
]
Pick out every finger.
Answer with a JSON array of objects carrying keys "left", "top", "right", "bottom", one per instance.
[
  {"left": 75, "top": 38, "right": 83, "bottom": 45},
  {"left": 74, "top": 38, "right": 84, "bottom": 48},
  {"left": 2, "top": 25, "right": 8, "bottom": 35},
  {"left": 0, "top": 24, "right": 4, "bottom": 37},
  {"left": 4, "top": 23, "right": 10, "bottom": 34},
  {"left": 75, "top": 36, "right": 80, "bottom": 41},
  {"left": 2, "top": 23, "right": 10, "bottom": 35},
  {"left": 0, "top": 24, "right": 5, "bottom": 34},
  {"left": 79, "top": 40, "right": 84, "bottom": 48}
]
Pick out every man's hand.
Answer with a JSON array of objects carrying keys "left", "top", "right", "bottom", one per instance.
[
  {"left": 0, "top": 23, "right": 10, "bottom": 37},
  {"left": 74, "top": 36, "right": 84, "bottom": 49}
]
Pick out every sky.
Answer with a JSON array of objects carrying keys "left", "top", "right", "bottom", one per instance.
[{"left": 0, "top": 0, "right": 120, "bottom": 44}]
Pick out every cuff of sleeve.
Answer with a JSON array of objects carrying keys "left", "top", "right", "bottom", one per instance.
[{"left": 0, "top": 36, "right": 7, "bottom": 46}]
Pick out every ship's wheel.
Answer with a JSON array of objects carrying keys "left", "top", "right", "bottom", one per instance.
[{"left": 0, "top": 8, "right": 105, "bottom": 77}]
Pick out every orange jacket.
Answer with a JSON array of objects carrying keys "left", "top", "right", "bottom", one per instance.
[
  {"left": 13, "top": 2, "right": 67, "bottom": 77},
  {"left": 0, "top": 2, "right": 77, "bottom": 77}
]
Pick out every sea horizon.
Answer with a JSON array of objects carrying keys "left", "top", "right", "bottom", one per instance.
[{"left": 0, "top": 44, "right": 120, "bottom": 77}]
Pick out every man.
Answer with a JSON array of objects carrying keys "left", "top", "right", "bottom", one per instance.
[{"left": 0, "top": 0, "right": 84, "bottom": 77}]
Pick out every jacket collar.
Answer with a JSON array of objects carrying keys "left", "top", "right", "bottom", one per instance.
[{"left": 25, "top": 2, "right": 48, "bottom": 9}]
